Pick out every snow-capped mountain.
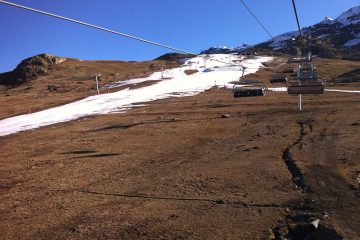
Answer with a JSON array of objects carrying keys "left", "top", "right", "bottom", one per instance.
[
  {"left": 261, "top": 5, "right": 360, "bottom": 50},
  {"left": 202, "top": 5, "right": 360, "bottom": 59}
]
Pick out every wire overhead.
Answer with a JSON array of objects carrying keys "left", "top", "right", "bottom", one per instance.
[
  {"left": 0, "top": 0, "right": 195, "bottom": 55},
  {"left": 239, "top": 0, "right": 274, "bottom": 39},
  {"left": 291, "top": 0, "right": 302, "bottom": 36},
  {"left": 0, "top": 0, "right": 284, "bottom": 71}
]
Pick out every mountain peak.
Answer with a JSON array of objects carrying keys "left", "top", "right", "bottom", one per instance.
[{"left": 320, "top": 17, "right": 335, "bottom": 25}]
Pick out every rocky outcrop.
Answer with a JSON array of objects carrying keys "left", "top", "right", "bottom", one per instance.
[
  {"left": 154, "top": 53, "right": 194, "bottom": 62},
  {"left": 0, "top": 54, "right": 66, "bottom": 86}
]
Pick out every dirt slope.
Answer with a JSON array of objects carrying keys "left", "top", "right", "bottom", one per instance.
[{"left": 0, "top": 57, "right": 359, "bottom": 239}]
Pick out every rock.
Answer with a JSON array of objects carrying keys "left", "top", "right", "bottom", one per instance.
[
  {"left": 310, "top": 219, "right": 320, "bottom": 229},
  {"left": 154, "top": 53, "right": 194, "bottom": 62},
  {"left": 215, "top": 199, "right": 226, "bottom": 204},
  {"left": 221, "top": 114, "right": 230, "bottom": 118},
  {"left": 289, "top": 219, "right": 320, "bottom": 238},
  {"left": 0, "top": 54, "right": 66, "bottom": 86},
  {"left": 47, "top": 85, "right": 58, "bottom": 92},
  {"left": 169, "top": 214, "right": 179, "bottom": 220}
]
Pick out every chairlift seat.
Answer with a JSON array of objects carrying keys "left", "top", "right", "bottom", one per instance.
[
  {"left": 287, "top": 78, "right": 324, "bottom": 94},
  {"left": 270, "top": 74, "right": 287, "bottom": 83},
  {"left": 297, "top": 71, "right": 318, "bottom": 80},
  {"left": 287, "top": 85, "right": 324, "bottom": 94},
  {"left": 233, "top": 79, "right": 266, "bottom": 97},
  {"left": 282, "top": 68, "right": 294, "bottom": 74},
  {"left": 289, "top": 57, "right": 312, "bottom": 64},
  {"left": 301, "top": 67, "right": 313, "bottom": 72},
  {"left": 233, "top": 87, "right": 265, "bottom": 97}
]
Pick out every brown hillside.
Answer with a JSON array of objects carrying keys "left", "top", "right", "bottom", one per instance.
[{"left": 0, "top": 57, "right": 359, "bottom": 239}]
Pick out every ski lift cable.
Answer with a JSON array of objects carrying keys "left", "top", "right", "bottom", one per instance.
[
  {"left": 291, "top": 0, "right": 302, "bottom": 36},
  {"left": 0, "top": 0, "right": 252, "bottom": 70},
  {"left": 0, "top": 0, "right": 279, "bottom": 71},
  {"left": 239, "top": 0, "right": 291, "bottom": 68},
  {"left": 0, "top": 0, "right": 195, "bottom": 55},
  {"left": 239, "top": 0, "right": 274, "bottom": 39}
]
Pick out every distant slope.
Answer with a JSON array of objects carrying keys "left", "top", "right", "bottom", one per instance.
[{"left": 202, "top": 5, "right": 360, "bottom": 60}]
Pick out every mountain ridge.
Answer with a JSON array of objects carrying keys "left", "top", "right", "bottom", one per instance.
[{"left": 202, "top": 5, "right": 360, "bottom": 60}]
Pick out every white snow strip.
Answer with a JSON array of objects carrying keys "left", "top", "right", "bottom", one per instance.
[
  {"left": 0, "top": 54, "right": 272, "bottom": 137},
  {"left": 268, "top": 87, "right": 287, "bottom": 92},
  {"left": 344, "top": 38, "right": 360, "bottom": 47},
  {"left": 325, "top": 89, "right": 360, "bottom": 93}
]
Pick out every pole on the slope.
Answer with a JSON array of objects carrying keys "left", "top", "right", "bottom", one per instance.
[
  {"left": 297, "top": 64, "right": 302, "bottom": 111},
  {"left": 94, "top": 73, "right": 101, "bottom": 95}
]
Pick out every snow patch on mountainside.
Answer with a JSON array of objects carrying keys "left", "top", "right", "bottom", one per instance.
[
  {"left": 344, "top": 38, "right": 360, "bottom": 47},
  {"left": 268, "top": 31, "right": 298, "bottom": 50},
  {"left": 336, "top": 5, "right": 360, "bottom": 25}
]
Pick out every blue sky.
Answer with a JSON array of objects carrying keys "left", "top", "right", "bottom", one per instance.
[{"left": 0, "top": 0, "right": 359, "bottom": 72}]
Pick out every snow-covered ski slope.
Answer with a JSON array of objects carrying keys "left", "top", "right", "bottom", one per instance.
[{"left": 0, "top": 54, "right": 272, "bottom": 137}]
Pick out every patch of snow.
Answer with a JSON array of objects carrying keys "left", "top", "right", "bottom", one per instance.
[
  {"left": 336, "top": 5, "right": 360, "bottom": 25},
  {"left": 268, "top": 87, "right": 287, "bottom": 92},
  {"left": 218, "top": 46, "right": 233, "bottom": 50},
  {"left": 325, "top": 89, "right": 360, "bottom": 93},
  {"left": 269, "top": 88, "right": 360, "bottom": 94},
  {"left": 0, "top": 54, "right": 272, "bottom": 137},
  {"left": 268, "top": 31, "right": 298, "bottom": 50},
  {"left": 344, "top": 38, "right": 360, "bottom": 47},
  {"left": 353, "top": 32, "right": 360, "bottom": 38},
  {"left": 315, "top": 34, "right": 330, "bottom": 39},
  {"left": 320, "top": 17, "right": 336, "bottom": 25}
]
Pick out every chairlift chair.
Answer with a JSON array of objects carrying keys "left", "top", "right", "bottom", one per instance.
[
  {"left": 282, "top": 68, "right": 295, "bottom": 74},
  {"left": 289, "top": 57, "right": 311, "bottom": 64},
  {"left": 231, "top": 67, "right": 267, "bottom": 97},
  {"left": 233, "top": 79, "right": 267, "bottom": 97},
  {"left": 286, "top": 78, "right": 324, "bottom": 94},
  {"left": 270, "top": 73, "right": 287, "bottom": 83},
  {"left": 301, "top": 66, "right": 313, "bottom": 72},
  {"left": 297, "top": 71, "right": 318, "bottom": 80}
]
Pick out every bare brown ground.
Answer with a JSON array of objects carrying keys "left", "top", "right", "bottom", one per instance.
[{"left": 0, "top": 58, "right": 359, "bottom": 239}]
